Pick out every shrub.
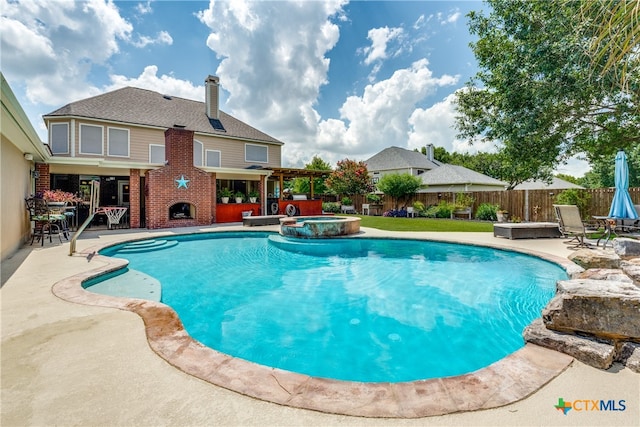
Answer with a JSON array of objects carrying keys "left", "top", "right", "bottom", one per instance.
[
  {"left": 383, "top": 208, "right": 408, "bottom": 217},
  {"left": 425, "top": 201, "right": 454, "bottom": 218},
  {"left": 454, "top": 192, "right": 475, "bottom": 209},
  {"left": 412, "top": 201, "right": 426, "bottom": 216},
  {"left": 322, "top": 202, "right": 340, "bottom": 213},
  {"left": 341, "top": 197, "right": 353, "bottom": 205},
  {"left": 555, "top": 189, "right": 591, "bottom": 217},
  {"left": 475, "top": 203, "right": 499, "bottom": 221}
]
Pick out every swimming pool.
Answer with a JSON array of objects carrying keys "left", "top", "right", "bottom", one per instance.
[{"left": 92, "top": 231, "right": 567, "bottom": 383}]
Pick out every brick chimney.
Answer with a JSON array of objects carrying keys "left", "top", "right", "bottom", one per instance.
[
  {"left": 205, "top": 75, "right": 220, "bottom": 119},
  {"left": 145, "top": 127, "right": 213, "bottom": 229}
]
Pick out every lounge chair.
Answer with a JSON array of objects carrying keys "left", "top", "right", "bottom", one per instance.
[{"left": 553, "top": 204, "right": 592, "bottom": 248}]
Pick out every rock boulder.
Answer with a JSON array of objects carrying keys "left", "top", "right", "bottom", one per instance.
[
  {"left": 542, "top": 279, "right": 640, "bottom": 340},
  {"left": 523, "top": 319, "right": 615, "bottom": 369},
  {"left": 568, "top": 249, "right": 620, "bottom": 269},
  {"left": 613, "top": 237, "right": 640, "bottom": 258}
]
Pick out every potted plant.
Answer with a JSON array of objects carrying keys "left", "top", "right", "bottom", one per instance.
[
  {"left": 340, "top": 196, "right": 355, "bottom": 214},
  {"left": 219, "top": 188, "right": 232, "bottom": 204},
  {"left": 248, "top": 190, "right": 260, "bottom": 203},
  {"left": 41, "top": 189, "right": 81, "bottom": 207},
  {"left": 234, "top": 191, "right": 244, "bottom": 203}
]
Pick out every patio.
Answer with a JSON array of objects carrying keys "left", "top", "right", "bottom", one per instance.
[{"left": 2, "top": 225, "right": 638, "bottom": 426}]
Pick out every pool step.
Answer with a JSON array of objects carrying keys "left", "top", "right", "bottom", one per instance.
[
  {"left": 117, "top": 239, "right": 178, "bottom": 253},
  {"left": 83, "top": 268, "right": 161, "bottom": 302}
]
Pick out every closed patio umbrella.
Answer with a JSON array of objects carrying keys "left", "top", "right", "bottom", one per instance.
[{"left": 608, "top": 150, "right": 638, "bottom": 219}]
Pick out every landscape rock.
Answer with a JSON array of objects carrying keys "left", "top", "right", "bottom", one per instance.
[
  {"left": 543, "top": 279, "right": 640, "bottom": 340},
  {"left": 568, "top": 249, "right": 620, "bottom": 270},
  {"left": 613, "top": 238, "right": 640, "bottom": 258},
  {"left": 616, "top": 342, "right": 640, "bottom": 373},
  {"left": 621, "top": 259, "right": 640, "bottom": 286},
  {"left": 574, "top": 268, "right": 632, "bottom": 283},
  {"left": 523, "top": 319, "right": 615, "bottom": 369}
]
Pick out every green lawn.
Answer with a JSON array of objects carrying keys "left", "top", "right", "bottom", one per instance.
[{"left": 348, "top": 215, "right": 494, "bottom": 232}]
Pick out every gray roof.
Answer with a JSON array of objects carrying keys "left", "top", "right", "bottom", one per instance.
[
  {"left": 420, "top": 164, "right": 507, "bottom": 187},
  {"left": 513, "top": 177, "right": 584, "bottom": 190},
  {"left": 365, "top": 146, "right": 440, "bottom": 171},
  {"left": 44, "top": 87, "right": 283, "bottom": 145}
]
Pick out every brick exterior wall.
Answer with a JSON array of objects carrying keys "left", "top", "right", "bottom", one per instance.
[
  {"left": 145, "top": 128, "right": 213, "bottom": 229},
  {"left": 35, "top": 163, "right": 50, "bottom": 194},
  {"left": 129, "top": 169, "right": 141, "bottom": 228}
]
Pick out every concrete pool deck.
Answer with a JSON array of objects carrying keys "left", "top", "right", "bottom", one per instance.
[{"left": 2, "top": 225, "right": 639, "bottom": 426}]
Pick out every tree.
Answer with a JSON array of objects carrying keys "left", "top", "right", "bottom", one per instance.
[
  {"left": 325, "top": 159, "right": 372, "bottom": 197},
  {"left": 579, "top": 1, "right": 640, "bottom": 91},
  {"left": 455, "top": 0, "right": 639, "bottom": 178},
  {"left": 291, "top": 155, "right": 332, "bottom": 195},
  {"left": 376, "top": 173, "right": 423, "bottom": 209}
]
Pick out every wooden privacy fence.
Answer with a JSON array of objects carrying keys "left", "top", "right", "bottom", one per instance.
[{"left": 323, "top": 187, "right": 640, "bottom": 222}]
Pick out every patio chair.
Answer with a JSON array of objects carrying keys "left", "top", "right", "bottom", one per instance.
[
  {"left": 25, "top": 198, "right": 63, "bottom": 245},
  {"left": 553, "top": 204, "right": 592, "bottom": 248},
  {"left": 406, "top": 207, "right": 415, "bottom": 218},
  {"left": 362, "top": 203, "right": 370, "bottom": 215}
]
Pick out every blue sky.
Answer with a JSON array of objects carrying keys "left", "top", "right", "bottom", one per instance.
[{"left": 1, "top": 0, "right": 588, "bottom": 175}]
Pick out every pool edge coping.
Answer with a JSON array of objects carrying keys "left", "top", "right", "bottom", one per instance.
[{"left": 52, "top": 229, "right": 575, "bottom": 418}]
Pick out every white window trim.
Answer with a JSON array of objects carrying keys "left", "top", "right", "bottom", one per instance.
[
  {"left": 149, "top": 144, "right": 165, "bottom": 164},
  {"left": 50, "top": 123, "right": 69, "bottom": 154},
  {"left": 79, "top": 124, "right": 104, "bottom": 155},
  {"left": 107, "top": 126, "right": 130, "bottom": 158},
  {"left": 245, "top": 143, "right": 268, "bottom": 163},
  {"left": 205, "top": 149, "right": 222, "bottom": 167}
]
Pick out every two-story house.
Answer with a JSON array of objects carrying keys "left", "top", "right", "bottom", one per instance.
[{"left": 38, "top": 75, "right": 299, "bottom": 228}]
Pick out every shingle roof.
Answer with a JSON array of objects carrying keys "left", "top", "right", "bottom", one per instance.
[
  {"left": 365, "top": 146, "right": 440, "bottom": 171},
  {"left": 44, "top": 87, "right": 283, "bottom": 145},
  {"left": 513, "top": 177, "right": 584, "bottom": 190},
  {"left": 420, "top": 164, "right": 507, "bottom": 187}
]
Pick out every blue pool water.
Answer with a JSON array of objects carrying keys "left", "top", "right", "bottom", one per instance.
[{"left": 94, "top": 232, "right": 566, "bottom": 383}]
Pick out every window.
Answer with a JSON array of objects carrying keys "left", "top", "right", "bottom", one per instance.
[
  {"left": 107, "top": 127, "right": 129, "bottom": 157},
  {"left": 245, "top": 144, "right": 268, "bottom": 163},
  {"left": 193, "top": 140, "right": 203, "bottom": 166},
  {"left": 79, "top": 124, "right": 103, "bottom": 155},
  {"left": 205, "top": 150, "right": 221, "bottom": 167},
  {"left": 50, "top": 123, "right": 69, "bottom": 154},
  {"left": 149, "top": 144, "right": 165, "bottom": 164}
]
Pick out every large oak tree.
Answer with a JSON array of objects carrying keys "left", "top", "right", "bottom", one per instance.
[{"left": 455, "top": 0, "right": 639, "bottom": 186}]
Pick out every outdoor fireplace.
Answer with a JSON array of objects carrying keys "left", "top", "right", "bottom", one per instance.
[{"left": 169, "top": 202, "right": 194, "bottom": 220}]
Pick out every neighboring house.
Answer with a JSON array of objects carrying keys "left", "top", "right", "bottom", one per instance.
[
  {"left": 1, "top": 73, "right": 49, "bottom": 260},
  {"left": 37, "top": 75, "right": 313, "bottom": 228},
  {"left": 513, "top": 177, "right": 584, "bottom": 191},
  {"left": 365, "top": 145, "right": 506, "bottom": 193},
  {"left": 364, "top": 146, "right": 440, "bottom": 184},
  {"left": 418, "top": 164, "right": 507, "bottom": 193}
]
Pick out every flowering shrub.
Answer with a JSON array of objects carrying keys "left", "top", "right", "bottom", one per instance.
[
  {"left": 383, "top": 208, "right": 408, "bottom": 217},
  {"left": 41, "top": 189, "right": 82, "bottom": 203}
]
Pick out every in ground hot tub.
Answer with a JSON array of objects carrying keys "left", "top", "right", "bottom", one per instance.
[{"left": 279, "top": 215, "right": 360, "bottom": 238}]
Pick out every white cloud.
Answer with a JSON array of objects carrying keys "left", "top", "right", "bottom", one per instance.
[
  {"left": 413, "top": 14, "right": 426, "bottom": 30},
  {"left": 107, "top": 65, "right": 203, "bottom": 101},
  {"left": 363, "top": 26, "right": 404, "bottom": 65},
  {"left": 299, "top": 59, "right": 458, "bottom": 167},
  {"left": 0, "top": 0, "right": 133, "bottom": 105},
  {"left": 136, "top": 1, "right": 153, "bottom": 15},
  {"left": 131, "top": 30, "right": 173, "bottom": 48},
  {"left": 408, "top": 92, "right": 496, "bottom": 155},
  {"left": 197, "top": 0, "right": 346, "bottom": 143}
]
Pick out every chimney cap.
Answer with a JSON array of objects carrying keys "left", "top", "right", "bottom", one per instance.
[{"left": 206, "top": 75, "right": 219, "bottom": 84}]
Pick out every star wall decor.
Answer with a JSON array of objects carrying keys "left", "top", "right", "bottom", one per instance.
[{"left": 175, "top": 175, "right": 190, "bottom": 189}]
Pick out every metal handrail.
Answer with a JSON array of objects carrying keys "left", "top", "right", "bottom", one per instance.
[{"left": 69, "top": 181, "right": 100, "bottom": 256}]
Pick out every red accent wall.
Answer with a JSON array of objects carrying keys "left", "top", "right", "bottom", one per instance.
[
  {"left": 145, "top": 128, "right": 212, "bottom": 229},
  {"left": 216, "top": 203, "right": 261, "bottom": 223}
]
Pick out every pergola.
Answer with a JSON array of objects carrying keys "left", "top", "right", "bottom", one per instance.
[{"left": 266, "top": 167, "right": 331, "bottom": 199}]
